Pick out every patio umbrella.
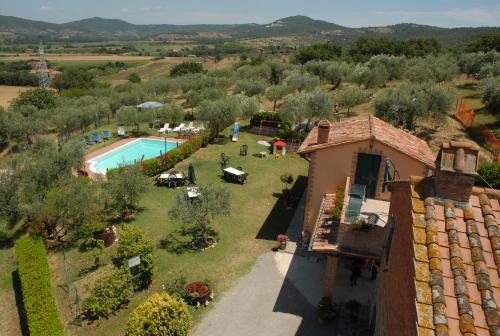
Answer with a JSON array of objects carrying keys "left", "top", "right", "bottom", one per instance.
[
  {"left": 257, "top": 140, "right": 271, "bottom": 147},
  {"left": 382, "top": 159, "right": 392, "bottom": 193},
  {"left": 188, "top": 163, "right": 196, "bottom": 185}
]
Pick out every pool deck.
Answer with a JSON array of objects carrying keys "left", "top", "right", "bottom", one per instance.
[{"left": 82, "top": 136, "right": 184, "bottom": 179}]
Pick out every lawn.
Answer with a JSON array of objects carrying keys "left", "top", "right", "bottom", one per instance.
[{"left": 50, "top": 129, "right": 308, "bottom": 336}]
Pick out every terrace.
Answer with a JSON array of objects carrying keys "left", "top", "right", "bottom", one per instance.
[{"left": 308, "top": 177, "right": 389, "bottom": 259}]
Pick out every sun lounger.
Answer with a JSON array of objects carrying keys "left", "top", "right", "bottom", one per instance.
[
  {"left": 102, "top": 130, "right": 110, "bottom": 140},
  {"left": 117, "top": 127, "right": 125, "bottom": 136},
  {"left": 158, "top": 123, "right": 172, "bottom": 134},
  {"left": 92, "top": 133, "right": 101, "bottom": 143},
  {"left": 186, "top": 122, "right": 194, "bottom": 131},
  {"left": 173, "top": 123, "right": 186, "bottom": 132},
  {"left": 84, "top": 136, "right": 93, "bottom": 146}
]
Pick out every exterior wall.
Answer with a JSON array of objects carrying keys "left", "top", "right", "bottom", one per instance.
[
  {"left": 302, "top": 139, "right": 431, "bottom": 234},
  {"left": 379, "top": 183, "right": 417, "bottom": 336}
]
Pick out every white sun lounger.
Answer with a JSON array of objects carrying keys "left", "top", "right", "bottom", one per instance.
[
  {"left": 173, "top": 123, "right": 186, "bottom": 132},
  {"left": 158, "top": 123, "right": 172, "bottom": 134}
]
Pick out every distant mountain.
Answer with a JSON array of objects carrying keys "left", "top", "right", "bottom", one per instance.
[{"left": 0, "top": 14, "right": 498, "bottom": 45}]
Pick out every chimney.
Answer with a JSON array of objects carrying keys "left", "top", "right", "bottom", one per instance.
[
  {"left": 317, "top": 120, "right": 331, "bottom": 144},
  {"left": 434, "top": 142, "right": 479, "bottom": 203}
]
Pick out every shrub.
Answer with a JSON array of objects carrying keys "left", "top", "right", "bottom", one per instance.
[
  {"left": 82, "top": 267, "right": 133, "bottom": 319},
  {"left": 15, "top": 236, "right": 64, "bottom": 336},
  {"left": 477, "top": 161, "right": 500, "bottom": 189},
  {"left": 142, "top": 135, "right": 204, "bottom": 177},
  {"left": 330, "top": 186, "right": 345, "bottom": 220},
  {"left": 170, "top": 62, "right": 204, "bottom": 77},
  {"left": 115, "top": 226, "right": 155, "bottom": 289},
  {"left": 125, "top": 292, "right": 191, "bottom": 336},
  {"left": 163, "top": 275, "right": 188, "bottom": 299}
]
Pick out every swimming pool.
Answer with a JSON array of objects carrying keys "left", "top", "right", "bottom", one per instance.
[{"left": 87, "top": 138, "right": 178, "bottom": 173}]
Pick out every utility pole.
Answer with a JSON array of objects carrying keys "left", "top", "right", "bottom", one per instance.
[{"left": 36, "top": 41, "right": 51, "bottom": 88}]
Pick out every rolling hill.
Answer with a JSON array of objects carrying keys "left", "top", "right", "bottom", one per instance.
[{"left": 0, "top": 14, "right": 498, "bottom": 45}]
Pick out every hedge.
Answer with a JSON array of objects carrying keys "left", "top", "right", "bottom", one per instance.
[
  {"left": 15, "top": 236, "right": 64, "bottom": 336},
  {"left": 141, "top": 134, "right": 206, "bottom": 177}
]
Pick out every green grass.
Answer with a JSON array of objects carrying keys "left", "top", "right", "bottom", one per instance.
[{"left": 52, "top": 130, "right": 308, "bottom": 336}]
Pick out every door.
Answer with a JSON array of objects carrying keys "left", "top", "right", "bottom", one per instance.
[{"left": 354, "top": 153, "right": 381, "bottom": 198}]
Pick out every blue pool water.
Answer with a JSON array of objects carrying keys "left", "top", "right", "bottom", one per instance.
[{"left": 90, "top": 139, "right": 178, "bottom": 173}]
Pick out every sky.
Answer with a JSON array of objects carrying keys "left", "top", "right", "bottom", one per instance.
[{"left": 1, "top": 0, "right": 499, "bottom": 28}]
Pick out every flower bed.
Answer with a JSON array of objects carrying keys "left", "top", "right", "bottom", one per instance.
[{"left": 185, "top": 281, "right": 213, "bottom": 307}]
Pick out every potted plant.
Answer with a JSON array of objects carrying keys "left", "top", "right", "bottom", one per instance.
[
  {"left": 277, "top": 234, "right": 288, "bottom": 250},
  {"left": 317, "top": 297, "right": 336, "bottom": 325},
  {"left": 185, "top": 281, "right": 213, "bottom": 308}
]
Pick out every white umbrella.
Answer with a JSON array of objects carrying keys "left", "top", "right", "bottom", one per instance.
[{"left": 257, "top": 140, "right": 271, "bottom": 147}]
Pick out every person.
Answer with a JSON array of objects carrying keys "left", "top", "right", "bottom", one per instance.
[
  {"left": 350, "top": 264, "right": 362, "bottom": 286},
  {"left": 371, "top": 263, "right": 378, "bottom": 280}
]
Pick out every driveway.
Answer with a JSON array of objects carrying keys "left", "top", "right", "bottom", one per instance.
[{"left": 193, "top": 251, "right": 335, "bottom": 336}]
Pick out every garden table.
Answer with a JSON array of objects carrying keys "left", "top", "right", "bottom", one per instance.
[{"left": 222, "top": 167, "right": 248, "bottom": 184}]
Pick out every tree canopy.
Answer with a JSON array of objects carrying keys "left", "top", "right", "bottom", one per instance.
[{"left": 292, "top": 41, "right": 342, "bottom": 64}]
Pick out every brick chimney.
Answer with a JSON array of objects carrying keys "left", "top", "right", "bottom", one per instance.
[
  {"left": 434, "top": 142, "right": 479, "bottom": 202},
  {"left": 317, "top": 120, "right": 331, "bottom": 144}
]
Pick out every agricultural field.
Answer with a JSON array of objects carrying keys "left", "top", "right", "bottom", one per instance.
[{"left": 0, "top": 85, "right": 30, "bottom": 108}]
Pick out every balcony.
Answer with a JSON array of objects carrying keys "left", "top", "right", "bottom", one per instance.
[{"left": 309, "top": 177, "right": 389, "bottom": 259}]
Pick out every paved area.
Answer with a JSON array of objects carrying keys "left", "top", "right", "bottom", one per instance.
[
  {"left": 194, "top": 193, "right": 376, "bottom": 336},
  {"left": 193, "top": 252, "right": 335, "bottom": 336}
]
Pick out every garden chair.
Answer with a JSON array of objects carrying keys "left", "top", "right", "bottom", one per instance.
[
  {"left": 220, "top": 153, "right": 229, "bottom": 169},
  {"left": 240, "top": 145, "right": 248, "bottom": 156},
  {"left": 92, "top": 133, "right": 101, "bottom": 143},
  {"left": 102, "top": 130, "right": 110, "bottom": 140},
  {"left": 186, "top": 121, "right": 194, "bottom": 131}
]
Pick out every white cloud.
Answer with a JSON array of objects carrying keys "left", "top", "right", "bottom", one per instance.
[
  {"left": 119, "top": 8, "right": 136, "bottom": 14},
  {"left": 39, "top": 5, "right": 52, "bottom": 12}
]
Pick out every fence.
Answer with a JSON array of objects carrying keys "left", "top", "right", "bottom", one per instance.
[
  {"left": 456, "top": 98, "right": 475, "bottom": 127},
  {"left": 455, "top": 98, "right": 500, "bottom": 160}
]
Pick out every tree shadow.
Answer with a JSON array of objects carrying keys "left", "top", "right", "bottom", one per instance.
[
  {"left": 11, "top": 270, "right": 29, "bottom": 336},
  {"left": 415, "top": 126, "right": 438, "bottom": 142},
  {"left": 255, "top": 175, "right": 308, "bottom": 241},
  {"left": 159, "top": 227, "right": 218, "bottom": 254}
]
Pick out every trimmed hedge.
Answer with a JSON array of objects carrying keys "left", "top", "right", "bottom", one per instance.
[
  {"left": 15, "top": 236, "right": 64, "bottom": 336},
  {"left": 141, "top": 134, "right": 206, "bottom": 177}
]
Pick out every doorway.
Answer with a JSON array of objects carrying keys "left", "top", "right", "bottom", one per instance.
[{"left": 354, "top": 153, "right": 381, "bottom": 198}]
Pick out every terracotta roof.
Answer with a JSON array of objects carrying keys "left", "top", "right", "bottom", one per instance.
[
  {"left": 409, "top": 177, "right": 500, "bottom": 336},
  {"left": 297, "top": 115, "right": 435, "bottom": 168}
]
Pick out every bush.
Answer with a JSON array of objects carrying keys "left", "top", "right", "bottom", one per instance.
[
  {"left": 115, "top": 226, "right": 155, "bottom": 289},
  {"left": 82, "top": 267, "right": 133, "bottom": 319},
  {"left": 125, "top": 292, "right": 192, "bottom": 336},
  {"left": 170, "top": 62, "right": 204, "bottom": 77},
  {"left": 163, "top": 275, "right": 188, "bottom": 299},
  {"left": 15, "top": 236, "right": 64, "bottom": 336},
  {"left": 477, "top": 161, "right": 500, "bottom": 189}
]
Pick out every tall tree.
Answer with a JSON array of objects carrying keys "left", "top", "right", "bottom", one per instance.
[
  {"left": 336, "top": 86, "right": 368, "bottom": 115},
  {"left": 106, "top": 165, "right": 150, "bottom": 217}
]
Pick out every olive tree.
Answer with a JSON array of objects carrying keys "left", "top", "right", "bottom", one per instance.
[
  {"left": 481, "top": 77, "right": 500, "bottom": 114},
  {"left": 350, "top": 64, "right": 389, "bottom": 89},
  {"left": 234, "top": 79, "right": 266, "bottom": 96},
  {"left": 336, "top": 86, "right": 368, "bottom": 114},
  {"left": 324, "top": 61, "right": 352, "bottom": 90},
  {"left": 169, "top": 184, "right": 230, "bottom": 249},
  {"left": 197, "top": 96, "right": 242, "bottom": 138},
  {"left": 106, "top": 165, "right": 150, "bottom": 217},
  {"left": 285, "top": 70, "right": 320, "bottom": 94},
  {"left": 266, "top": 85, "right": 291, "bottom": 111}
]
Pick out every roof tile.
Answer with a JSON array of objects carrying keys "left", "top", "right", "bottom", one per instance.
[{"left": 297, "top": 115, "right": 436, "bottom": 168}]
